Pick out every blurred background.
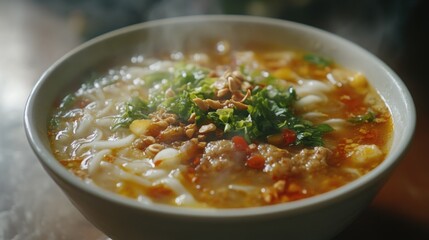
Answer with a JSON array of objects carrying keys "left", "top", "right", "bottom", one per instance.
[{"left": 0, "top": 0, "right": 428, "bottom": 239}]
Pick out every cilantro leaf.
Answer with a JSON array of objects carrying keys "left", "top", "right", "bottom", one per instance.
[
  {"left": 165, "top": 90, "right": 206, "bottom": 124},
  {"left": 111, "top": 62, "right": 333, "bottom": 147},
  {"left": 246, "top": 85, "right": 332, "bottom": 146},
  {"left": 303, "top": 54, "right": 332, "bottom": 68},
  {"left": 112, "top": 97, "right": 149, "bottom": 130},
  {"left": 348, "top": 111, "right": 376, "bottom": 124}
]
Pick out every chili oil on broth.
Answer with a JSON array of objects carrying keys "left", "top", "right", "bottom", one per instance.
[{"left": 48, "top": 45, "right": 392, "bottom": 208}]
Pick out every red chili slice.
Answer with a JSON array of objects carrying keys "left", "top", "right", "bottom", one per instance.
[
  {"left": 246, "top": 154, "right": 265, "bottom": 170},
  {"left": 282, "top": 129, "right": 296, "bottom": 145},
  {"left": 232, "top": 136, "right": 249, "bottom": 152}
]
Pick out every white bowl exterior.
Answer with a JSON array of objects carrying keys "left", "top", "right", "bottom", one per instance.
[{"left": 24, "top": 15, "right": 415, "bottom": 240}]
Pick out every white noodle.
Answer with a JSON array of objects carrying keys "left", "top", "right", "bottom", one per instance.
[
  {"left": 94, "top": 87, "right": 106, "bottom": 100},
  {"left": 153, "top": 148, "right": 181, "bottom": 170},
  {"left": 322, "top": 118, "right": 351, "bottom": 131},
  {"left": 295, "top": 79, "right": 333, "bottom": 96},
  {"left": 88, "top": 149, "right": 111, "bottom": 175},
  {"left": 81, "top": 134, "right": 135, "bottom": 150},
  {"left": 301, "top": 112, "right": 328, "bottom": 121},
  {"left": 122, "top": 160, "right": 153, "bottom": 175},
  {"left": 228, "top": 184, "right": 257, "bottom": 193},
  {"left": 55, "top": 129, "right": 71, "bottom": 143},
  {"left": 74, "top": 114, "right": 94, "bottom": 137},
  {"left": 95, "top": 100, "right": 114, "bottom": 118},
  {"left": 75, "top": 128, "right": 103, "bottom": 156},
  {"left": 143, "top": 169, "right": 168, "bottom": 180},
  {"left": 100, "top": 161, "right": 151, "bottom": 186},
  {"left": 95, "top": 118, "right": 115, "bottom": 128},
  {"left": 294, "top": 94, "right": 327, "bottom": 111},
  {"left": 155, "top": 177, "right": 196, "bottom": 206},
  {"left": 127, "top": 66, "right": 151, "bottom": 78}
]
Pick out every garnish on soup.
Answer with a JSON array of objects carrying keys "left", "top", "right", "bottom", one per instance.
[{"left": 48, "top": 47, "right": 392, "bottom": 208}]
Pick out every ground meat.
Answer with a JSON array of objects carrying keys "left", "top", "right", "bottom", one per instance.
[
  {"left": 258, "top": 144, "right": 293, "bottom": 179},
  {"left": 192, "top": 140, "right": 332, "bottom": 207},
  {"left": 290, "top": 147, "right": 331, "bottom": 174},
  {"left": 196, "top": 140, "right": 247, "bottom": 174},
  {"left": 194, "top": 140, "right": 266, "bottom": 207},
  {"left": 259, "top": 144, "right": 331, "bottom": 178},
  {"left": 196, "top": 141, "right": 331, "bottom": 178},
  {"left": 157, "top": 126, "right": 186, "bottom": 143}
]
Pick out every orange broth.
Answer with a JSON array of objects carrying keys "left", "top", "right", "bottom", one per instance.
[{"left": 49, "top": 47, "right": 392, "bottom": 208}]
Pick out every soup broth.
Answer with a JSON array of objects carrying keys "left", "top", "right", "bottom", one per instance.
[{"left": 49, "top": 45, "right": 392, "bottom": 208}]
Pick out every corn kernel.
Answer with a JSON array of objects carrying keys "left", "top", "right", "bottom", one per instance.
[
  {"left": 350, "top": 72, "right": 368, "bottom": 94},
  {"left": 273, "top": 67, "right": 295, "bottom": 80},
  {"left": 129, "top": 119, "right": 152, "bottom": 136}
]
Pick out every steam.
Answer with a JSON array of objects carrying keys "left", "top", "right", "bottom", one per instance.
[
  {"left": 319, "top": 1, "right": 416, "bottom": 64},
  {"left": 35, "top": 0, "right": 416, "bottom": 60}
]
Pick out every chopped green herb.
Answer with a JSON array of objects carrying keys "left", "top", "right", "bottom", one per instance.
[
  {"left": 247, "top": 86, "right": 332, "bottom": 146},
  {"left": 51, "top": 71, "right": 122, "bottom": 130},
  {"left": 172, "top": 64, "right": 210, "bottom": 90},
  {"left": 247, "top": 86, "right": 297, "bottom": 137},
  {"left": 293, "top": 122, "right": 333, "bottom": 146},
  {"left": 239, "top": 65, "right": 277, "bottom": 85},
  {"left": 207, "top": 108, "right": 255, "bottom": 142},
  {"left": 49, "top": 116, "right": 60, "bottom": 130},
  {"left": 165, "top": 90, "right": 206, "bottom": 124},
  {"left": 115, "top": 64, "right": 212, "bottom": 127},
  {"left": 112, "top": 62, "right": 333, "bottom": 146},
  {"left": 348, "top": 111, "right": 376, "bottom": 124},
  {"left": 49, "top": 93, "right": 77, "bottom": 130},
  {"left": 144, "top": 71, "right": 172, "bottom": 86},
  {"left": 303, "top": 54, "right": 332, "bottom": 68},
  {"left": 58, "top": 93, "right": 76, "bottom": 110},
  {"left": 112, "top": 97, "right": 149, "bottom": 130},
  {"left": 205, "top": 84, "right": 332, "bottom": 146}
]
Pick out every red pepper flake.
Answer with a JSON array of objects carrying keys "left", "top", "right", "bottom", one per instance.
[
  {"left": 246, "top": 154, "right": 265, "bottom": 170},
  {"left": 147, "top": 184, "right": 174, "bottom": 199},
  {"left": 232, "top": 136, "right": 249, "bottom": 152},
  {"left": 192, "top": 156, "right": 201, "bottom": 166},
  {"left": 282, "top": 129, "right": 296, "bottom": 145},
  {"left": 153, "top": 159, "right": 162, "bottom": 167},
  {"left": 362, "top": 128, "right": 377, "bottom": 141}
]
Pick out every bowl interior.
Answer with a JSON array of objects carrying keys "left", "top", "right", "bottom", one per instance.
[{"left": 24, "top": 15, "right": 415, "bottom": 217}]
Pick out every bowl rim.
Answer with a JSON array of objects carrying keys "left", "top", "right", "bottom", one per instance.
[{"left": 24, "top": 14, "right": 416, "bottom": 219}]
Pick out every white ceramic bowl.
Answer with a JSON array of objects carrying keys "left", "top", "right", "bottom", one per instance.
[{"left": 24, "top": 15, "right": 415, "bottom": 240}]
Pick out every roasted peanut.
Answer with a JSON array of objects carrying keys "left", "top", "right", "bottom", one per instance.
[
  {"left": 216, "top": 88, "right": 230, "bottom": 98},
  {"left": 205, "top": 99, "right": 222, "bottom": 109},
  {"left": 199, "top": 123, "right": 216, "bottom": 133},
  {"left": 146, "top": 143, "right": 165, "bottom": 155},
  {"left": 193, "top": 97, "right": 209, "bottom": 111},
  {"left": 188, "top": 112, "right": 196, "bottom": 123}
]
